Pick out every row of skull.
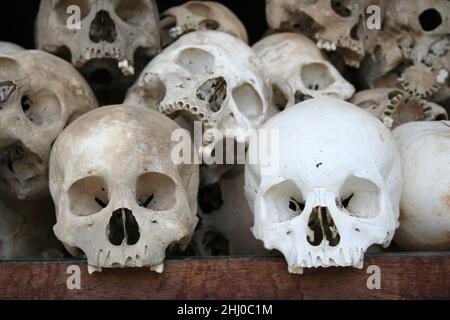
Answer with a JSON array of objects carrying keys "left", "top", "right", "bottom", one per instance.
[{"left": 1, "top": 0, "right": 449, "bottom": 273}]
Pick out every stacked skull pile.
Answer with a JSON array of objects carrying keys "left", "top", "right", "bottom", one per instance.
[{"left": 0, "top": 0, "right": 449, "bottom": 274}]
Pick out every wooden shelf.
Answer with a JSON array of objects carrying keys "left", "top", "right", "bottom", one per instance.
[{"left": 0, "top": 253, "right": 449, "bottom": 299}]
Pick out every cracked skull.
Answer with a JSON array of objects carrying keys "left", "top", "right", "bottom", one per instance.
[
  {"left": 160, "top": 1, "right": 248, "bottom": 47},
  {"left": 253, "top": 33, "right": 355, "bottom": 111},
  {"left": 0, "top": 50, "right": 97, "bottom": 200},
  {"left": 49, "top": 105, "right": 199, "bottom": 271},
  {"left": 125, "top": 30, "right": 270, "bottom": 163},
  {"left": 351, "top": 88, "right": 448, "bottom": 130},
  {"left": 245, "top": 97, "right": 401, "bottom": 273},
  {"left": 266, "top": 0, "right": 384, "bottom": 67}
]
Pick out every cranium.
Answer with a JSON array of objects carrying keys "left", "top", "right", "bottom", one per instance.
[
  {"left": 245, "top": 97, "right": 401, "bottom": 273},
  {"left": 49, "top": 105, "right": 199, "bottom": 272},
  {"left": 360, "top": 1, "right": 450, "bottom": 100},
  {"left": 253, "top": 33, "right": 355, "bottom": 111},
  {"left": 0, "top": 50, "right": 97, "bottom": 200},
  {"left": 193, "top": 166, "right": 268, "bottom": 256},
  {"left": 125, "top": 30, "right": 270, "bottom": 165},
  {"left": 266, "top": 0, "right": 384, "bottom": 67},
  {"left": 160, "top": 1, "right": 248, "bottom": 47},
  {"left": 35, "top": 0, "right": 161, "bottom": 104},
  {"left": 0, "top": 42, "right": 24, "bottom": 54},
  {"left": 0, "top": 196, "right": 62, "bottom": 259},
  {"left": 392, "top": 121, "right": 450, "bottom": 250},
  {"left": 351, "top": 88, "right": 448, "bottom": 130}
]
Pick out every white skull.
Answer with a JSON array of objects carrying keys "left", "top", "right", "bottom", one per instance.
[
  {"left": 253, "top": 33, "right": 355, "bottom": 111},
  {"left": 392, "top": 121, "right": 450, "bottom": 251},
  {"left": 125, "top": 30, "right": 270, "bottom": 162},
  {"left": 245, "top": 97, "right": 401, "bottom": 273},
  {"left": 351, "top": 88, "right": 448, "bottom": 130},
  {"left": 0, "top": 196, "right": 63, "bottom": 259},
  {"left": 0, "top": 42, "right": 24, "bottom": 54},
  {"left": 36, "top": 0, "right": 161, "bottom": 76},
  {"left": 265, "top": 0, "right": 383, "bottom": 67},
  {"left": 160, "top": 1, "right": 248, "bottom": 47},
  {"left": 193, "top": 166, "right": 268, "bottom": 256},
  {"left": 49, "top": 105, "right": 199, "bottom": 272},
  {"left": 0, "top": 50, "right": 97, "bottom": 200}
]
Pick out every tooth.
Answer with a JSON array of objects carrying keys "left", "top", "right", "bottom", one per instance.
[
  {"left": 87, "top": 264, "right": 102, "bottom": 274},
  {"left": 84, "top": 49, "right": 91, "bottom": 60},
  {"left": 288, "top": 266, "right": 304, "bottom": 274},
  {"left": 169, "top": 26, "right": 183, "bottom": 39},
  {"left": 118, "top": 60, "right": 135, "bottom": 76},
  {"left": 150, "top": 263, "right": 164, "bottom": 273}
]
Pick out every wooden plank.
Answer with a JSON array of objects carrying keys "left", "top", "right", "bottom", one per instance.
[{"left": 0, "top": 253, "right": 449, "bottom": 299}]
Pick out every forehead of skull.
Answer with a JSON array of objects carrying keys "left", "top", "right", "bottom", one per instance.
[
  {"left": 170, "top": 30, "right": 252, "bottom": 58},
  {"left": 1, "top": 50, "right": 86, "bottom": 86},
  {"left": 53, "top": 105, "right": 182, "bottom": 179},
  {"left": 256, "top": 98, "right": 394, "bottom": 188},
  {"left": 254, "top": 33, "right": 323, "bottom": 61}
]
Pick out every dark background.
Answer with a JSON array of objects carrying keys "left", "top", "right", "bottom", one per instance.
[{"left": 0, "top": 0, "right": 268, "bottom": 48}]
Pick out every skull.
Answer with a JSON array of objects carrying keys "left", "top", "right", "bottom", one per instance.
[
  {"left": 0, "top": 42, "right": 24, "bottom": 54},
  {"left": 392, "top": 121, "right": 450, "bottom": 250},
  {"left": 0, "top": 196, "right": 63, "bottom": 259},
  {"left": 0, "top": 50, "right": 97, "bottom": 200},
  {"left": 266, "top": 0, "right": 384, "bottom": 67},
  {"left": 360, "top": 1, "right": 450, "bottom": 100},
  {"left": 245, "top": 97, "right": 401, "bottom": 273},
  {"left": 351, "top": 88, "right": 448, "bottom": 130},
  {"left": 49, "top": 105, "right": 199, "bottom": 272},
  {"left": 253, "top": 33, "right": 355, "bottom": 112},
  {"left": 35, "top": 0, "right": 161, "bottom": 105},
  {"left": 193, "top": 166, "right": 268, "bottom": 256},
  {"left": 160, "top": 1, "right": 248, "bottom": 47},
  {"left": 125, "top": 30, "right": 270, "bottom": 164}
]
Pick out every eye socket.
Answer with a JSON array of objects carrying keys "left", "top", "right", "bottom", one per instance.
[
  {"left": 301, "top": 63, "right": 335, "bottom": 91},
  {"left": 418, "top": 8, "right": 442, "bottom": 32},
  {"left": 115, "top": 0, "right": 150, "bottom": 25},
  {"left": 0, "top": 81, "right": 16, "bottom": 110},
  {"left": 265, "top": 180, "right": 305, "bottom": 223},
  {"left": 55, "top": 0, "right": 91, "bottom": 22},
  {"left": 68, "top": 176, "right": 109, "bottom": 216},
  {"left": 176, "top": 48, "right": 215, "bottom": 75},
  {"left": 136, "top": 172, "right": 176, "bottom": 211},
  {"left": 232, "top": 83, "right": 263, "bottom": 120},
  {"left": 199, "top": 19, "right": 220, "bottom": 30},
  {"left": 20, "top": 91, "right": 61, "bottom": 125},
  {"left": 331, "top": 0, "right": 352, "bottom": 17},
  {"left": 196, "top": 77, "right": 227, "bottom": 112},
  {"left": 337, "top": 176, "right": 380, "bottom": 218}
]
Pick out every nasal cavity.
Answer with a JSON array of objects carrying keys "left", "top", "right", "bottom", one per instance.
[
  {"left": 307, "top": 206, "right": 340, "bottom": 247},
  {"left": 89, "top": 10, "right": 117, "bottom": 43},
  {"left": 108, "top": 208, "right": 140, "bottom": 246}
]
